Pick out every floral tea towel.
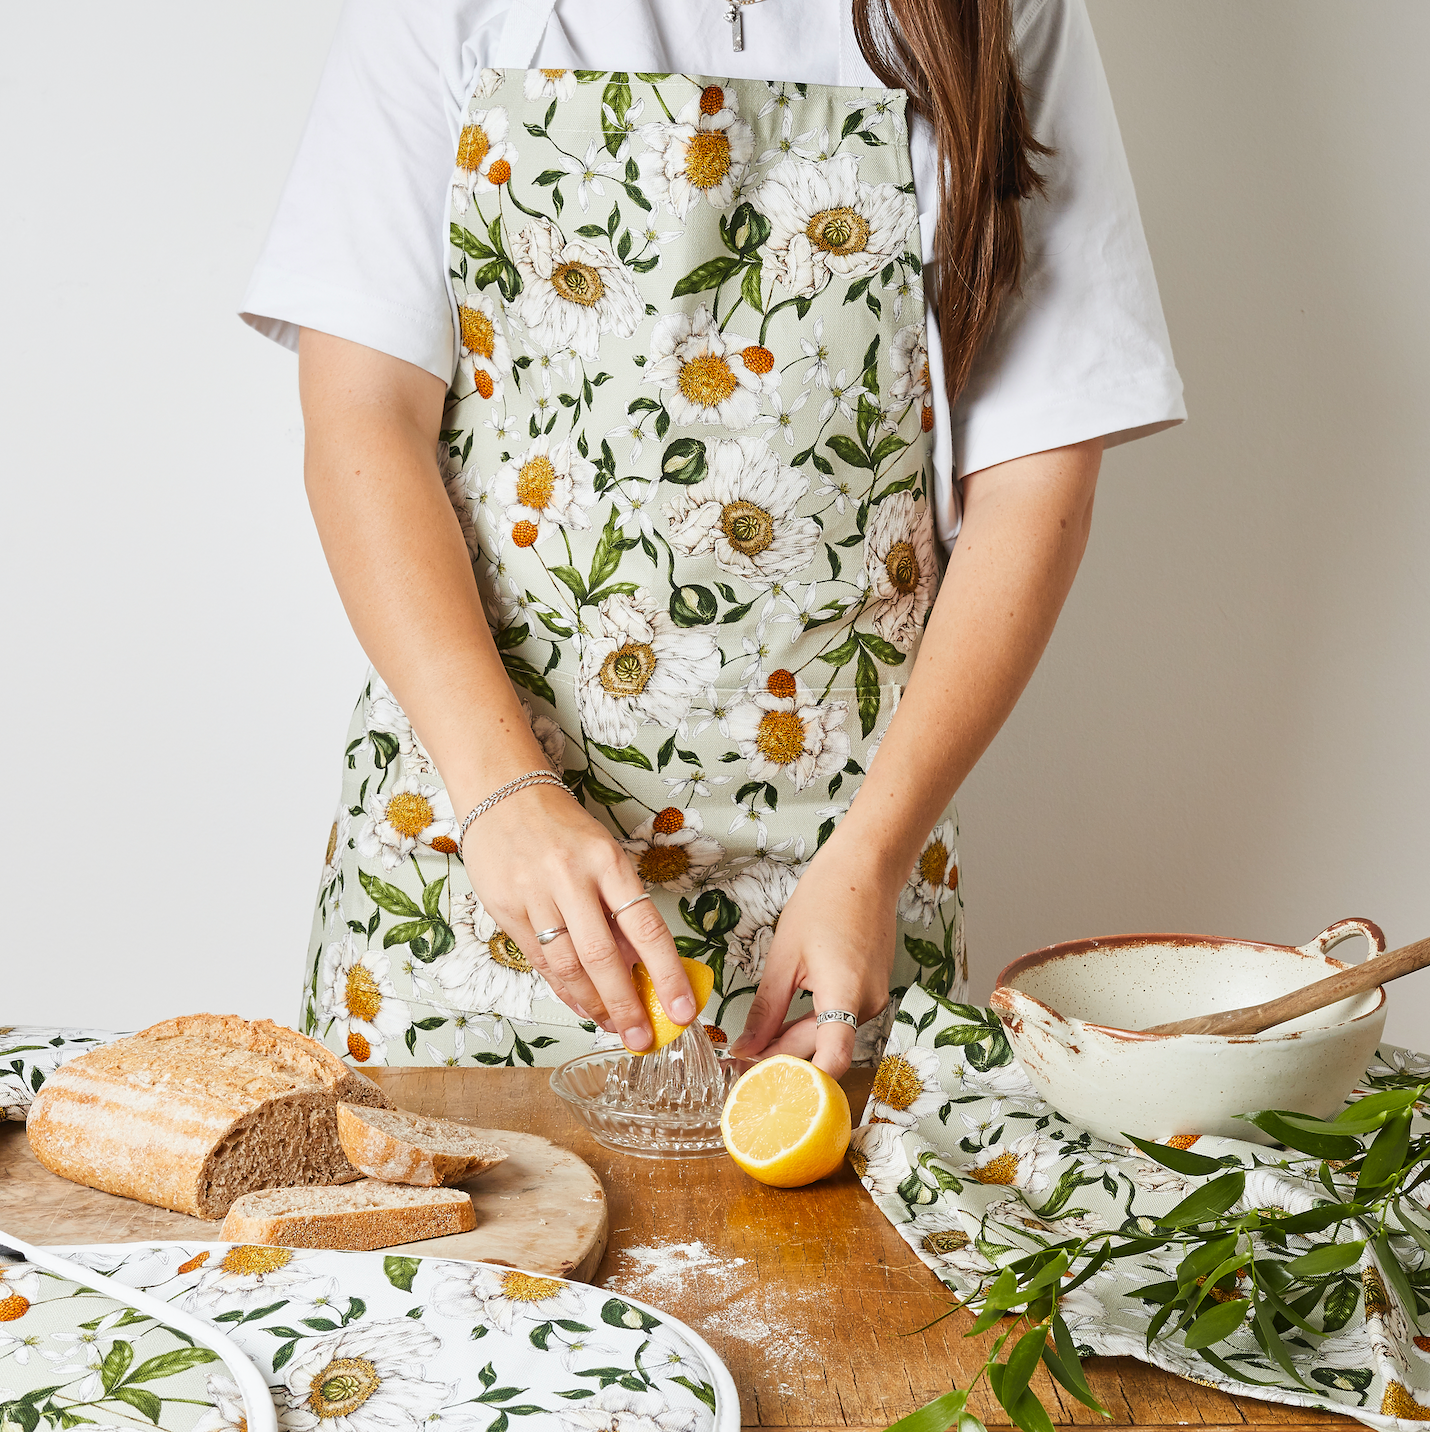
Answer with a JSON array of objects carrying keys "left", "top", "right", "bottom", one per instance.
[
  {"left": 1, "top": 1028, "right": 123, "bottom": 1121},
  {"left": 849, "top": 985, "right": 1430, "bottom": 1429}
]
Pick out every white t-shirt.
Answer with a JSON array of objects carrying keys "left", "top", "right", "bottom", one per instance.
[{"left": 241, "top": 0, "right": 1185, "bottom": 550}]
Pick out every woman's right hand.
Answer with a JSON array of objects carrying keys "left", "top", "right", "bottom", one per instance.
[{"left": 459, "top": 783, "right": 695, "bottom": 1051}]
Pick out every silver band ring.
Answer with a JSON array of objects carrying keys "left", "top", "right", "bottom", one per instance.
[
  {"left": 815, "top": 1009, "right": 859, "bottom": 1029},
  {"left": 606, "top": 892, "right": 653, "bottom": 920},
  {"left": 535, "top": 925, "right": 568, "bottom": 946}
]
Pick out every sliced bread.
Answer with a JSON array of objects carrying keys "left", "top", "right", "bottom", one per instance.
[
  {"left": 219, "top": 1179, "right": 476, "bottom": 1250},
  {"left": 336, "top": 1102, "right": 508, "bottom": 1186},
  {"left": 26, "top": 1014, "right": 392, "bottom": 1218}
]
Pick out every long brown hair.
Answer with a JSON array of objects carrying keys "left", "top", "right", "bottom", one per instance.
[{"left": 852, "top": 0, "right": 1047, "bottom": 408}]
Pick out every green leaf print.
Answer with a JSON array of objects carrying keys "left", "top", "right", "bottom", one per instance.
[
  {"left": 818, "top": 632, "right": 859, "bottom": 669},
  {"left": 904, "top": 935, "right": 944, "bottom": 967},
  {"left": 858, "top": 630, "right": 906, "bottom": 666},
  {"left": 110, "top": 1387, "right": 162, "bottom": 1424},
  {"left": 668, "top": 584, "right": 718, "bottom": 626},
  {"left": 671, "top": 255, "right": 742, "bottom": 298},
  {"left": 100, "top": 1342, "right": 134, "bottom": 1392},
  {"left": 494, "top": 623, "right": 530, "bottom": 650},
  {"left": 660, "top": 438, "right": 707, "bottom": 484},
  {"left": 873, "top": 470, "right": 918, "bottom": 501},
  {"left": 422, "top": 876, "right": 447, "bottom": 917},
  {"left": 451, "top": 223, "right": 496, "bottom": 261},
  {"left": 671, "top": 1376, "right": 718, "bottom": 1413},
  {"left": 741, "top": 262, "right": 764, "bottom": 312},
  {"left": 384, "top": 1255, "right": 421, "bottom": 1291},
  {"left": 368, "top": 730, "right": 400, "bottom": 768},
  {"left": 501, "top": 653, "right": 557, "bottom": 705},
  {"left": 869, "top": 433, "right": 909, "bottom": 467},
  {"left": 589, "top": 741, "right": 654, "bottom": 771},
  {"left": 827, "top": 433, "right": 872, "bottom": 470},
  {"left": 602, "top": 78, "right": 633, "bottom": 157},
  {"left": 359, "top": 869, "right": 423, "bottom": 918},
  {"left": 383, "top": 918, "right": 432, "bottom": 950},
  {"left": 722, "top": 202, "right": 771, "bottom": 255},
  {"left": 581, "top": 771, "right": 630, "bottom": 806},
  {"left": 855, "top": 647, "right": 881, "bottom": 738},
  {"left": 600, "top": 1298, "right": 661, "bottom": 1333},
  {"left": 588, "top": 509, "right": 634, "bottom": 592},
  {"left": 550, "top": 564, "right": 589, "bottom": 602}
]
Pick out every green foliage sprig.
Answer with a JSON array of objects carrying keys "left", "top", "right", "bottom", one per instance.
[{"left": 887, "top": 1082, "right": 1430, "bottom": 1432}]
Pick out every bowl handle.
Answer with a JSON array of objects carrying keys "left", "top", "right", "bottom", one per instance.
[{"left": 1299, "top": 917, "right": 1387, "bottom": 963}]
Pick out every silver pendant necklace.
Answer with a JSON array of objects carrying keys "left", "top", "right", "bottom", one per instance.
[{"left": 722, "top": 0, "right": 769, "bottom": 52}]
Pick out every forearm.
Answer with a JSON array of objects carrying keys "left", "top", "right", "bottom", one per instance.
[
  {"left": 833, "top": 436, "right": 1104, "bottom": 884},
  {"left": 298, "top": 329, "right": 547, "bottom": 814}
]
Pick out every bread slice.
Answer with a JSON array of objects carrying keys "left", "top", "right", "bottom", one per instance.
[
  {"left": 336, "top": 1103, "right": 507, "bottom": 1186},
  {"left": 26, "top": 1014, "right": 392, "bottom": 1219},
  {"left": 219, "top": 1179, "right": 476, "bottom": 1250}
]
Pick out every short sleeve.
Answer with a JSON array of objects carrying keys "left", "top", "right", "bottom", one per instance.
[
  {"left": 239, "top": 0, "right": 508, "bottom": 380},
  {"left": 951, "top": 0, "right": 1186, "bottom": 478}
]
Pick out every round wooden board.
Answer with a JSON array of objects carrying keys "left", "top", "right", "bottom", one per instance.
[{"left": 0, "top": 1120, "right": 607, "bottom": 1282}]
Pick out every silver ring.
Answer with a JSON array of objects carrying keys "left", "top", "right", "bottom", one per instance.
[
  {"left": 815, "top": 1009, "right": 859, "bottom": 1029},
  {"left": 535, "top": 925, "right": 568, "bottom": 946},
  {"left": 606, "top": 892, "right": 653, "bottom": 920}
]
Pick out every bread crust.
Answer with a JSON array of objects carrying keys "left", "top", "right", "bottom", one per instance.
[
  {"left": 336, "top": 1103, "right": 508, "bottom": 1186},
  {"left": 26, "top": 1015, "right": 394, "bottom": 1219},
  {"left": 219, "top": 1182, "right": 477, "bottom": 1250}
]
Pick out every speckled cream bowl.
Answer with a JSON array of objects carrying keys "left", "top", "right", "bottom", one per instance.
[{"left": 988, "top": 919, "right": 1388, "bottom": 1147}]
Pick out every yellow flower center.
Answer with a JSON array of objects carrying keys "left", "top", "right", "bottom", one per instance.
[
  {"left": 652, "top": 806, "right": 686, "bottom": 834},
  {"left": 755, "top": 709, "right": 807, "bottom": 765},
  {"left": 487, "top": 158, "right": 511, "bottom": 186},
  {"left": 220, "top": 1246, "right": 294, "bottom": 1277},
  {"left": 499, "top": 1270, "right": 564, "bottom": 1301},
  {"left": 176, "top": 1251, "right": 211, "bottom": 1275},
  {"left": 0, "top": 1293, "right": 29, "bottom": 1322},
  {"left": 969, "top": 1150, "right": 1020, "bottom": 1185},
  {"left": 459, "top": 304, "right": 496, "bottom": 359},
  {"left": 885, "top": 539, "right": 920, "bottom": 596},
  {"left": 474, "top": 370, "right": 495, "bottom": 399},
  {"left": 872, "top": 1053, "right": 924, "bottom": 1111},
  {"left": 766, "top": 668, "right": 797, "bottom": 700},
  {"left": 847, "top": 1147, "right": 868, "bottom": 1178},
  {"left": 516, "top": 454, "right": 557, "bottom": 510},
  {"left": 456, "top": 124, "right": 490, "bottom": 173},
  {"left": 347, "top": 1031, "right": 372, "bottom": 1062},
  {"left": 639, "top": 845, "right": 692, "bottom": 885},
  {"left": 1364, "top": 1267, "right": 1392, "bottom": 1317},
  {"left": 552, "top": 260, "right": 605, "bottom": 307},
  {"left": 947, "top": 861, "right": 959, "bottom": 891},
  {"left": 512, "top": 519, "right": 540, "bottom": 547},
  {"left": 684, "top": 131, "right": 732, "bottom": 189},
  {"left": 487, "top": 932, "right": 534, "bottom": 973},
  {"left": 324, "top": 821, "right": 339, "bottom": 867},
  {"left": 1165, "top": 1134, "right": 1200, "bottom": 1150},
  {"left": 806, "top": 206, "right": 870, "bottom": 256},
  {"left": 921, "top": 403, "right": 935, "bottom": 432},
  {"left": 741, "top": 345, "right": 774, "bottom": 374},
  {"left": 430, "top": 835, "right": 459, "bottom": 855},
  {"left": 918, "top": 840, "right": 948, "bottom": 888},
  {"left": 1383, "top": 1383, "right": 1430, "bottom": 1421},
  {"left": 923, "top": 1229, "right": 970, "bottom": 1257},
  {"left": 720, "top": 499, "right": 775, "bottom": 556},
  {"left": 309, "top": 1357, "right": 381, "bottom": 1419},
  {"left": 599, "top": 641, "right": 657, "bottom": 697},
  {"left": 705, "top": 1023, "right": 727, "bottom": 1045},
  {"left": 384, "top": 791, "right": 435, "bottom": 839},
  {"left": 540, "top": 68, "right": 568, "bottom": 80},
  {"left": 920, "top": 360, "right": 931, "bottom": 390},
  {"left": 699, "top": 85, "right": 725, "bottom": 116},
  {"left": 345, "top": 965, "right": 384, "bottom": 1023},
  {"left": 677, "top": 352, "right": 738, "bottom": 409}
]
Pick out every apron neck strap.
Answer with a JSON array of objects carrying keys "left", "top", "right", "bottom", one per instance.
[{"left": 495, "top": 0, "right": 560, "bottom": 68}]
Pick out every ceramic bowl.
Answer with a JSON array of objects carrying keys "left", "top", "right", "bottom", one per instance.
[{"left": 988, "top": 918, "right": 1388, "bottom": 1146}]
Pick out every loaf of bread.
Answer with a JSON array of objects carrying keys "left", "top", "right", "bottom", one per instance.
[
  {"left": 336, "top": 1102, "right": 507, "bottom": 1186},
  {"left": 26, "top": 1014, "right": 392, "bottom": 1219},
  {"left": 219, "top": 1180, "right": 476, "bottom": 1250}
]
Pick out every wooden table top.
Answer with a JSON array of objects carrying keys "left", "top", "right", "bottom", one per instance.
[{"left": 368, "top": 1066, "right": 1355, "bottom": 1432}]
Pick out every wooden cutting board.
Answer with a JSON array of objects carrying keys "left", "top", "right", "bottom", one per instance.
[{"left": 0, "top": 1109, "right": 607, "bottom": 1282}]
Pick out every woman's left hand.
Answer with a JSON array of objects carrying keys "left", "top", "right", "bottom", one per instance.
[{"left": 727, "top": 834, "right": 900, "bottom": 1077}]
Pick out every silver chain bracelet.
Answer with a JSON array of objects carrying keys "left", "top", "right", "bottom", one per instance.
[{"left": 457, "top": 770, "right": 575, "bottom": 860}]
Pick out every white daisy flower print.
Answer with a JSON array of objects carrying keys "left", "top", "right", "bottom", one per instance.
[
  {"left": 366, "top": 673, "right": 438, "bottom": 777},
  {"left": 560, "top": 137, "right": 626, "bottom": 212},
  {"left": 846, "top": 1120, "right": 915, "bottom": 1197},
  {"left": 576, "top": 589, "right": 721, "bottom": 748},
  {"left": 559, "top": 1386, "right": 698, "bottom": 1432},
  {"left": 319, "top": 935, "right": 410, "bottom": 1063},
  {"left": 1126, "top": 1159, "right": 1197, "bottom": 1198},
  {"left": 357, "top": 777, "right": 458, "bottom": 869},
  {"left": 868, "top": 1043, "right": 945, "bottom": 1127},
  {"left": 889, "top": 322, "right": 931, "bottom": 406},
  {"left": 897, "top": 1207, "right": 996, "bottom": 1280},
  {"left": 612, "top": 477, "right": 659, "bottom": 537},
  {"left": 440, "top": 455, "right": 484, "bottom": 568},
  {"left": 473, "top": 68, "right": 503, "bottom": 100},
  {"left": 964, "top": 1132, "right": 1062, "bottom": 1196},
  {"left": 663, "top": 435, "right": 820, "bottom": 587},
  {"left": 432, "top": 891, "right": 552, "bottom": 1021},
  {"left": 431, "top": 1263, "right": 584, "bottom": 1335},
  {"left": 520, "top": 696, "right": 566, "bottom": 772},
  {"left": 192, "top": 1374, "right": 248, "bottom": 1432},
  {"left": 800, "top": 317, "right": 831, "bottom": 387},
  {"left": 863, "top": 490, "right": 938, "bottom": 653},
  {"left": 818, "top": 367, "right": 869, "bottom": 425},
  {"left": 279, "top": 1320, "right": 447, "bottom": 1432},
  {"left": 605, "top": 412, "right": 654, "bottom": 461},
  {"left": 321, "top": 804, "right": 351, "bottom": 887},
  {"left": 725, "top": 668, "right": 851, "bottom": 793},
  {"left": 510, "top": 218, "right": 644, "bottom": 361},
  {"left": 757, "top": 386, "right": 810, "bottom": 446},
  {"left": 661, "top": 766, "right": 730, "bottom": 800},
  {"left": 756, "top": 153, "right": 917, "bottom": 298},
  {"left": 641, "top": 304, "right": 775, "bottom": 429},
  {"left": 524, "top": 68, "right": 578, "bottom": 102},
  {"left": 183, "top": 1245, "right": 324, "bottom": 1313},
  {"left": 492, "top": 433, "right": 599, "bottom": 550},
  {"left": 898, "top": 820, "right": 959, "bottom": 927},
  {"left": 688, "top": 684, "right": 734, "bottom": 737},
  {"left": 451, "top": 107, "right": 516, "bottom": 214},
  {"left": 718, "top": 854, "right": 801, "bottom": 980},
  {"left": 0, "top": 1329, "right": 42, "bottom": 1364},
  {"left": 621, "top": 806, "right": 724, "bottom": 892},
  {"left": 637, "top": 83, "right": 754, "bottom": 218},
  {"left": 452, "top": 286, "right": 510, "bottom": 402},
  {"left": 631, "top": 215, "right": 683, "bottom": 268},
  {"left": 726, "top": 792, "right": 770, "bottom": 849}
]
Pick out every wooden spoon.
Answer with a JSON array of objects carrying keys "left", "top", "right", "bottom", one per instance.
[{"left": 1142, "top": 934, "right": 1430, "bottom": 1036}]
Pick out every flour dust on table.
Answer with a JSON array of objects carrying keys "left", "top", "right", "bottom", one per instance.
[
  {"left": 301, "top": 71, "right": 967, "bottom": 1070},
  {"left": 851, "top": 987, "right": 1430, "bottom": 1431}
]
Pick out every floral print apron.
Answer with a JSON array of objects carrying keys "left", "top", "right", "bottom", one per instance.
[{"left": 301, "top": 69, "right": 967, "bottom": 1068}]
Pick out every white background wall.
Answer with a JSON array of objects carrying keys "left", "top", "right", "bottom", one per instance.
[{"left": 3, "top": 3, "right": 1427, "bottom": 1044}]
